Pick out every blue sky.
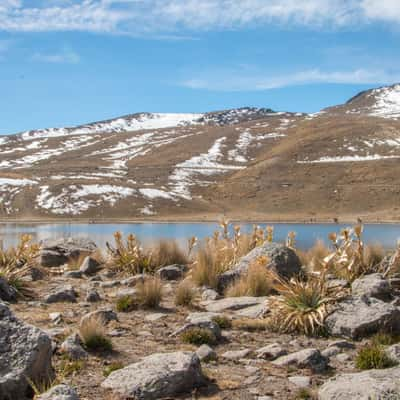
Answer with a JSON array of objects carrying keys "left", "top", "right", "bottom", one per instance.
[{"left": 1, "top": 0, "right": 400, "bottom": 134}]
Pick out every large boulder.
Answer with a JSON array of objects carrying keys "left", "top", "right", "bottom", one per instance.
[
  {"left": 0, "top": 302, "right": 53, "bottom": 399},
  {"left": 101, "top": 351, "right": 205, "bottom": 399},
  {"left": 37, "top": 384, "right": 79, "bottom": 400},
  {"left": 319, "top": 367, "right": 400, "bottom": 400},
  {"left": 325, "top": 296, "right": 400, "bottom": 339},
  {"left": 217, "top": 242, "right": 301, "bottom": 291},
  {"left": 351, "top": 273, "right": 391, "bottom": 301},
  {"left": 40, "top": 238, "right": 97, "bottom": 268}
]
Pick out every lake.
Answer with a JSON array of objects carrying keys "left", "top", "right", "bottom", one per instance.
[{"left": 0, "top": 222, "right": 399, "bottom": 250}]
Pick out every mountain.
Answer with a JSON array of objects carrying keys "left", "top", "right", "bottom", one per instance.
[{"left": 0, "top": 85, "right": 399, "bottom": 222}]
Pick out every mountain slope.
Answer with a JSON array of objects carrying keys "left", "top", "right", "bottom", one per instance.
[{"left": 0, "top": 86, "right": 400, "bottom": 222}]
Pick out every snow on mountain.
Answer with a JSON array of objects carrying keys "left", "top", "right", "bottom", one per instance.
[{"left": 369, "top": 84, "right": 400, "bottom": 119}]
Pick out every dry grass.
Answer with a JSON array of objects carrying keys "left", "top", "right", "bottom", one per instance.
[
  {"left": 364, "top": 243, "right": 385, "bottom": 270},
  {"left": 298, "top": 240, "right": 330, "bottom": 270},
  {"left": 232, "top": 318, "right": 269, "bottom": 332},
  {"left": 67, "top": 253, "right": 87, "bottom": 270},
  {"left": 174, "top": 280, "right": 196, "bottom": 307},
  {"left": 136, "top": 277, "right": 163, "bottom": 309},
  {"left": 180, "top": 327, "right": 216, "bottom": 345},
  {"left": 79, "top": 317, "right": 112, "bottom": 352},
  {"left": 149, "top": 239, "right": 188, "bottom": 268},
  {"left": 225, "top": 257, "right": 273, "bottom": 297}
]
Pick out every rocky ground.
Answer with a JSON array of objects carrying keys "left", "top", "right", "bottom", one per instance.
[{"left": 2, "top": 238, "right": 400, "bottom": 400}]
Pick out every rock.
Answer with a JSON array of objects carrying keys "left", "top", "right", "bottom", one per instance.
[
  {"left": 100, "top": 280, "right": 120, "bottom": 288},
  {"left": 49, "top": 312, "right": 62, "bottom": 324},
  {"left": 0, "top": 277, "right": 17, "bottom": 302},
  {"left": 101, "top": 351, "right": 205, "bottom": 399},
  {"left": 322, "top": 340, "right": 355, "bottom": 358},
  {"left": 336, "top": 353, "right": 351, "bottom": 362},
  {"left": 288, "top": 376, "right": 311, "bottom": 388},
  {"left": 121, "top": 274, "right": 147, "bottom": 286},
  {"left": 80, "top": 309, "right": 118, "bottom": 326},
  {"left": 201, "top": 296, "right": 267, "bottom": 313},
  {"left": 157, "top": 264, "right": 184, "bottom": 281},
  {"left": 145, "top": 313, "right": 167, "bottom": 322},
  {"left": 325, "top": 296, "right": 400, "bottom": 339},
  {"left": 63, "top": 270, "right": 83, "bottom": 279},
  {"left": 80, "top": 256, "right": 100, "bottom": 275},
  {"left": 351, "top": 273, "right": 391, "bottom": 300},
  {"left": 196, "top": 344, "right": 217, "bottom": 362},
  {"left": 201, "top": 288, "right": 219, "bottom": 301},
  {"left": 233, "top": 303, "right": 269, "bottom": 319},
  {"left": 37, "top": 384, "right": 79, "bottom": 400},
  {"left": 272, "top": 348, "right": 328, "bottom": 373},
  {"left": 256, "top": 343, "right": 287, "bottom": 360},
  {"left": 85, "top": 289, "right": 101, "bottom": 302},
  {"left": 222, "top": 349, "right": 252, "bottom": 360},
  {"left": 60, "top": 333, "right": 88, "bottom": 360},
  {"left": 40, "top": 237, "right": 97, "bottom": 268},
  {"left": 217, "top": 242, "right": 301, "bottom": 291},
  {"left": 172, "top": 312, "right": 221, "bottom": 339},
  {"left": 44, "top": 285, "right": 78, "bottom": 303},
  {"left": 319, "top": 367, "right": 400, "bottom": 400},
  {"left": 0, "top": 302, "right": 53, "bottom": 399},
  {"left": 385, "top": 343, "right": 400, "bottom": 363},
  {"left": 326, "top": 278, "right": 349, "bottom": 290}
]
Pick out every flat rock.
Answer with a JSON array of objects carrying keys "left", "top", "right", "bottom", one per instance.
[
  {"left": 222, "top": 349, "right": 252, "bottom": 360},
  {"left": 44, "top": 285, "right": 78, "bottom": 303},
  {"left": 196, "top": 344, "right": 217, "bottom": 362},
  {"left": 351, "top": 273, "right": 391, "bottom": 300},
  {"left": 37, "top": 384, "right": 79, "bottom": 400},
  {"left": 256, "top": 343, "right": 287, "bottom": 360},
  {"left": 233, "top": 303, "right": 269, "bottom": 319},
  {"left": 288, "top": 376, "right": 311, "bottom": 388},
  {"left": 101, "top": 351, "right": 205, "bottom": 399},
  {"left": 272, "top": 348, "right": 328, "bottom": 373},
  {"left": 157, "top": 264, "right": 184, "bottom": 281},
  {"left": 0, "top": 302, "right": 53, "bottom": 399},
  {"left": 172, "top": 312, "right": 221, "bottom": 339},
  {"left": 319, "top": 367, "right": 400, "bottom": 400},
  {"left": 201, "top": 296, "right": 267, "bottom": 313},
  {"left": 325, "top": 296, "right": 400, "bottom": 339}
]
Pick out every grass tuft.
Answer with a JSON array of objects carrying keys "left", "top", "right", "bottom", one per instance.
[
  {"left": 116, "top": 295, "right": 136, "bottom": 312},
  {"left": 355, "top": 343, "right": 397, "bottom": 370},
  {"left": 212, "top": 315, "right": 232, "bottom": 329},
  {"left": 174, "top": 280, "right": 196, "bottom": 307},
  {"left": 79, "top": 317, "right": 112, "bottom": 352},
  {"left": 136, "top": 277, "right": 163, "bottom": 309},
  {"left": 103, "top": 362, "right": 124, "bottom": 377},
  {"left": 181, "top": 327, "right": 216, "bottom": 345}
]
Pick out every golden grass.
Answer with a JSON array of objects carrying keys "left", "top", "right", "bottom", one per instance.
[
  {"left": 136, "top": 277, "right": 163, "bottom": 309},
  {"left": 174, "top": 280, "right": 196, "bottom": 307},
  {"left": 149, "top": 239, "right": 189, "bottom": 268},
  {"left": 225, "top": 257, "right": 272, "bottom": 297},
  {"left": 79, "top": 316, "right": 112, "bottom": 352},
  {"left": 297, "top": 240, "right": 330, "bottom": 270},
  {"left": 232, "top": 318, "right": 269, "bottom": 331}
]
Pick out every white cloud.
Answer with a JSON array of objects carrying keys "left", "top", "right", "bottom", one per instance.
[
  {"left": 0, "top": 0, "right": 400, "bottom": 35},
  {"left": 181, "top": 68, "right": 400, "bottom": 91},
  {"left": 31, "top": 48, "right": 80, "bottom": 64}
]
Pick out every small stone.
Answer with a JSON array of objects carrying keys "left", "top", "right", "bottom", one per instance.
[
  {"left": 100, "top": 280, "right": 120, "bottom": 288},
  {"left": 157, "top": 264, "right": 184, "bottom": 281},
  {"left": 272, "top": 348, "right": 328, "bottom": 373},
  {"left": 201, "top": 288, "right": 219, "bottom": 301},
  {"left": 45, "top": 285, "right": 78, "bottom": 303},
  {"left": 222, "top": 349, "right": 252, "bottom": 360},
  {"left": 37, "top": 384, "right": 79, "bottom": 400},
  {"left": 80, "top": 256, "right": 100, "bottom": 275},
  {"left": 60, "top": 333, "right": 88, "bottom": 360},
  {"left": 145, "top": 313, "right": 167, "bottom": 322},
  {"left": 63, "top": 270, "right": 83, "bottom": 279},
  {"left": 196, "top": 344, "right": 217, "bottom": 362},
  {"left": 336, "top": 353, "right": 351, "bottom": 362},
  {"left": 86, "top": 289, "right": 101, "bottom": 302},
  {"left": 288, "top": 376, "right": 311, "bottom": 388},
  {"left": 256, "top": 343, "right": 287, "bottom": 360}
]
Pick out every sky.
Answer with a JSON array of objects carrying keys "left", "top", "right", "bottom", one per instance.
[{"left": 1, "top": 0, "right": 400, "bottom": 135}]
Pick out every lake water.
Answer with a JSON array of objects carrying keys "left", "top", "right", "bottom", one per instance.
[{"left": 0, "top": 222, "right": 399, "bottom": 250}]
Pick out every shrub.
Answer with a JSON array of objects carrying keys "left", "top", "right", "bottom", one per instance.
[
  {"left": 103, "top": 362, "right": 124, "bottom": 377},
  {"left": 180, "top": 327, "right": 216, "bottom": 345},
  {"left": 116, "top": 295, "right": 136, "bottom": 312},
  {"left": 79, "top": 317, "right": 112, "bottom": 352},
  {"left": 355, "top": 344, "right": 397, "bottom": 370},
  {"left": 225, "top": 257, "right": 272, "bottom": 297},
  {"left": 136, "top": 277, "right": 163, "bottom": 309},
  {"left": 150, "top": 240, "right": 188, "bottom": 268},
  {"left": 267, "top": 271, "right": 334, "bottom": 336},
  {"left": 0, "top": 234, "right": 40, "bottom": 299},
  {"left": 174, "top": 280, "right": 196, "bottom": 307},
  {"left": 212, "top": 315, "right": 232, "bottom": 329},
  {"left": 372, "top": 332, "right": 400, "bottom": 346}
]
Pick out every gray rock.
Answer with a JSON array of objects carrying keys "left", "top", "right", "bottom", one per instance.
[
  {"left": 217, "top": 242, "right": 301, "bottom": 291},
  {"left": 121, "top": 274, "right": 147, "bottom": 286},
  {"left": 157, "top": 265, "right": 184, "bottom": 281},
  {"left": 288, "top": 376, "right": 311, "bottom": 388},
  {"left": 322, "top": 340, "right": 355, "bottom": 358},
  {"left": 326, "top": 278, "right": 349, "bottom": 290},
  {"left": 386, "top": 344, "right": 400, "bottom": 363},
  {"left": 201, "top": 288, "right": 219, "bottom": 301},
  {"left": 80, "top": 309, "right": 118, "bottom": 326},
  {"left": 60, "top": 333, "right": 88, "bottom": 360},
  {"left": 0, "top": 302, "right": 53, "bottom": 399},
  {"left": 351, "top": 273, "right": 391, "bottom": 300},
  {"left": 63, "top": 270, "right": 83, "bottom": 279},
  {"left": 145, "top": 313, "right": 167, "bottom": 322},
  {"left": 101, "top": 351, "right": 205, "bottom": 399},
  {"left": 256, "top": 343, "right": 287, "bottom": 360},
  {"left": 80, "top": 256, "right": 100, "bottom": 275},
  {"left": 49, "top": 312, "right": 62, "bottom": 324},
  {"left": 319, "top": 367, "right": 400, "bottom": 400},
  {"left": 37, "top": 384, "right": 79, "bottom": 400},
  {"left": 201, "top": 296, "right": 267, "bottom": 313},
  {"left": 0, "top": 277, "right": 17, "bottom": 302},
  {"left": 222, "top": 349, "right": 252, "bottom": 360},
  {"left": 335, "top": 353, "right": 351, "bottom": 363},
  {"left": 233, "top": 303, "right": 269, "bottom": 319},
  {"left": 172, "top": 312, "right": 221, "bottom": 339},
  {"left": 40, "top": 238, "right": 97, "bottom": 268},
  {"left": 325, "top": 296, "right": 400, "bottom": 339},
  {"left": 272, "top": 348, "right": 328, "bottom": 373},
  {"left": 196, "top": 345, "right": 217, "bottom": 362},
  {"left": 85, "top": 289, "right": 101, "bottom": 302},
  {"left": 100, "top": 280, "right": 120, "bottom": 288},
  {"left": 44, "top": 285, "right": 78, "bottom": 303}
]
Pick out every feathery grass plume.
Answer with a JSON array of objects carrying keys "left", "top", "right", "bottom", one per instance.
[
  {"left": 266, "top": 270, "right": 337, "bottom": 336},
  {"left": 136, "top": 276, "right": 163, "bottom": 309},
  {"left": 286, "top": 231, "right": 297, "bottom": 249},
  {"left": 79, "top": 316, "right": 112, "bottom": 352},
  {"left": 297, "top": 240, "right": 330, "bottom": 270},
  {"left": 0, "top": 234, "right": 40, "bottom": 299},
  {"left": 364, "top": 243, "right": 385, "bottom": 270},
  {"left": 225, "top": 256, "right": 272, "bottom": 297},
  {"left": 187, "top": 236, "right": 197, "bottom": 260},
  {"left": 175, "top": 280, "right": 196, "bottom": 307},
  {"left": 266, "top": 226, "right": 274, "bottom": 243},
  {"left": 106, "top": 232, "right": 153, "bottom": 275},
  {"left": 149, "top": 239, "right": 188, "bottom": 268},
  {"left": 382, "top": 240, "right": 400, "bottom": 277},
  {"left": 355, "top": 343, "right": 397, "bottom": 370}
]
